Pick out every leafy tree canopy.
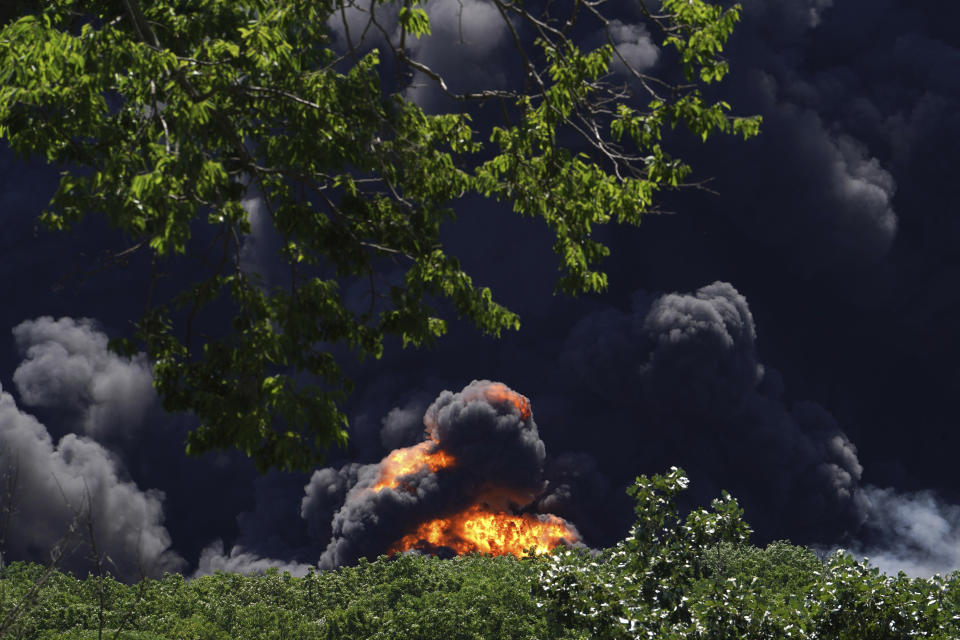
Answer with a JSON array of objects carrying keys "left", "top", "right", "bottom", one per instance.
[
  {"left": 538, "top": 468, "right": 960, "bottom": 640},
  {"left": 0, "top": 0, "right": 760, "bottom": 472},
  {"left": 5, "top": 468, "right": 958, "bottom": 639}
]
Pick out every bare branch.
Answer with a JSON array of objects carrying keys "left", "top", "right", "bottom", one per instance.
[
  {"left": 340, "top": 0, "right": 358, "bottom": 58},
  {"left": 395, "top": 52, "right": 519, "bottom": 102},
  {"left": 0, "top": 451, "right": 21, "bottom": 567},
  {"left": 245, "top": 85, "right": 326, "bottom": 111}
]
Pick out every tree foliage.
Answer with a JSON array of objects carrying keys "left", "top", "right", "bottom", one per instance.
[
  {"left": 3, "top": 470, "right": 959, "bottom": 639},
  {"left": 536, "top": 468, "right": 960, "bottom": 640},
  {"left": 0, "top": 0, "right": 760, "bottom": 472}
]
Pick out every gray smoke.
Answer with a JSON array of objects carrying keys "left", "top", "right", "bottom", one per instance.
[
  {"left": 12, "top": 317, "right": 156, "bottom": 440},
  {"left": 301, "top": 463, "right": 365, "bottom": 552},
  {"left": 640, "top": 282, "right": 764, "bottom": 419},
  {"left": 379, "top": 395, "right": 431, "bottom": 451},
  {"left": 403, "top": 0, "right": 510, "bottom": 108},
  {"left": 238, "top": 194, "right": 286, "bottom": 288},
  {"left": 843, "top": 486, "right": 960, "bottom": 578},
  {"left": 0, "top": 383, "right": 184, "bottom": 581},
  {"left": 191, "top": 539, "right": 314, "bottom": 579},
  {"left": 325, "top": 0, "right": 513, "bottom": 109},
  {"left": 606, "top": 19, "right": 659, "bottom": 74}
]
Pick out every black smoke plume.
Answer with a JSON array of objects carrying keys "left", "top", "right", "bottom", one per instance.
[{"left": 302, "top": 380, "right": 577, "bottom": 568}]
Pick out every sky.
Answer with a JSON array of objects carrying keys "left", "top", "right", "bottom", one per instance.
[{"left": 2, "top": 0, "right": 960, "bottom": 582}]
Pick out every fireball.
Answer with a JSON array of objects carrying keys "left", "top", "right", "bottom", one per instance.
[
  {"left": 484, "top": 382, "right": 532, "bottom": 420},
  {"left": 372, "top": 440, "right": 455, "bottom": 492},
  {"left": 388, "top": 503, "right": 578, "bottom": 557}
]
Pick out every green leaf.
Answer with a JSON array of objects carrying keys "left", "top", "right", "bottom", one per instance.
[{"left": 398, "top": 5, "right": 431, "bottom": 38}]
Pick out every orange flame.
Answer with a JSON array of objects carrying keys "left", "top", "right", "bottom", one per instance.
[
  {"left": 484, "top": 383, "right": 531, "bottom": 420},
  {"left": 388, "top": 504, "right": 578, "bottom": 557},
  {"left": 372, "top": 441, "right": 455, "bottom": 492}
]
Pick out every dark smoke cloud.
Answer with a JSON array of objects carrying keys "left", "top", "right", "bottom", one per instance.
[
  {"left": 640, "top": 282, "right": 763, "bottom": 419},
  {"left": 232, "top": 471, "right": 314, "bottom": 558},
  {"left": 619, "top": 0, "right": 900, "bottom": 293},
  {"left": 739, "top": 0, "right": 835, "bottom": 35},
  {"left": 0, "top": 383, "right": 184, "bottom": 581},
  {"left": 424, "top": 382, "right": 545, "bottom": 491},
  {"left": 11, "top": 317, "right": 156, "bottom": 440},
  {"left": 534, "top": 452, "right": 629, "bottom": 548},
  {"left": 306, "top": 380, "right": 560, "bottom": 569},
  {"left": 379, "top": 394, "right": 432, "bottom": 451},
  {"left": 302, "top": 463, "right": 364, "bottom": 550},
  {"left": 698, "top": 76, "right": 898, "bottom": 279},
  {"left": 558, "top": 282, "right": 866, "bottom": 542}
]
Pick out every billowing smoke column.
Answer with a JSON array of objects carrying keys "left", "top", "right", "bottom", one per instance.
[
  {"left": 0, "top": 377, "right": 184, "bottom": 581},
  {"left": 556, "top": 282, "right": 869, "bottom": 543},
  {"left": 12, "top": 317, "right": 157, "bottom": 440},
  {"left": 303, "top": 381, "right": 579, "bottom": 568}
]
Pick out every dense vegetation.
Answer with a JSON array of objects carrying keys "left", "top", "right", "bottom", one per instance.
[{"left": 2, "top": 469, "right": 958, "bottom": 640}]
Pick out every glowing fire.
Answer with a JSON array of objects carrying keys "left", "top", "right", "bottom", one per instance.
[
  {"left": 372, "top": 441, "right": 455, "bottom": 492},
  {"left": 484, "top": 383, "right": 531, "bottom": 420},
  {"left": 388, "top": 504, "right": 578, "bottom": 557},
  {"left": 372, "top": 382, "right": 574, "bottom": 560}
]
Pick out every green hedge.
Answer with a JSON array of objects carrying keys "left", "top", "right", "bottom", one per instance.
[{"left": 2, "top": 468, "right": 958, "bottom": 640}]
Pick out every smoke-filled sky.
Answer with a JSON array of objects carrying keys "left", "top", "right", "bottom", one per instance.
[{"left": 3, "top": 0, "right": 960, "bottom": 581}]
